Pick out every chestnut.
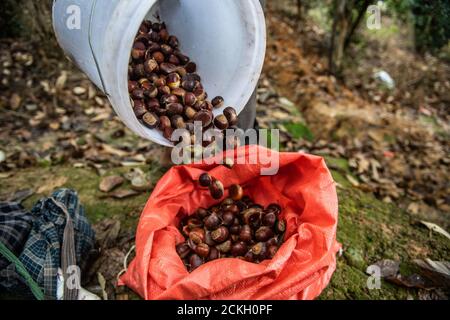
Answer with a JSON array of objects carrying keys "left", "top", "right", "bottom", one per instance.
[
  {"left": 187, "top": 218, "right": 203, "bottom": 230},
  {"left": 231, "top": 242, "right": 248, "bottom": 257},
  {"left": 167, "top": 103, "right": 184, "bottom": 116},
  {"left": 262, "top": 212, "right": 277, "bottom": 228},
  {"left": 133, "top": 64, "right": 146, "bottom": 78},
  {"left": 182, "top": 225, "right": 191, "bottom": 238},
  {"left": 168, "top": 35, "right": 179, "bottom": 48},
  {"left": 193, "top": 110, "right": 213, "bottom": 128},
  {"left": 222, "top": 211, "right": 235, "bottom": 226},
  {"left": 211, "top": 96, "right": 225, "bottom": 109},
  {"left": 211, "top": 226, "right": 229, "bottom": 243},
  {"left": 230, "top": 224, "right": 241, "bottom": 235},
  {"left": 144, "top": 58, "right": 159, "bottom": 74},
  {"left": 204, "top": 231, "right": 216, "bottom": 246},
  {"left": 182, "top": 79, "right": 197, "bottom": 92},
  {"left": 199, "top": 173, "right": 212, "bottom": 187},
  {"left": 183, "top": 92, "right": 197, "bottom": 107},
  {"left": 167, "top": 72, "right": 181, "bottom": 89},
  {"left": 128, "top": 80, "right": 139, "bottom": 92},
  {"left": 175, "top": 66, "right": 187, "bottom": 77},
  {"left": 250, "top": 242, "right": 267, "bottom": 258},
  {"left": 131, "top": 88, "right": 145, "bottom": 100},
  {"left": 244, "top": 251, "right": 255, "bottom": 263},
  {"left": 146, "top": 42, "right": 161, "bottom": 55},
  {"left": 160, "top": 62, "right": 178, "bottom": 74},
  {"left": 185, "top": 61, "right": 197, "bottom": 73},
  {"left": 267, "top": 245, "right": 278, "bottom": 259},
  {"left": 221, "top": 198, "right": 234, "bottom": 207},
  {"left": 216, "top": 240, "right": 232, "bottom": 254},
  {"left": 223, "top": 107, "right": 238, "bottom": 126},
  {"left": 189, "top": 227, "right": 205, "bottom": 245},
  {"left": 149, "top": 30, "right": 160, "bottom": 42},
  {"left": 154, "top": 76, "right": 166, "bottom": 87},
  {"left": 168, "top": 54, "right": 180, "bottom": 65},
  {"left": 196, "top": 208, "right": 209, "bottom": 219},
  {"left": 267, "top": 204, "right": 282, "bottom": 215},
  {"left": 195, "top": 243, "right": 210, "bottom": 258},
  {"left": 142, "top": 112, "right": 160, "bottom": 129},
  {"left": 147, "top": 98, "right": 160, "bottom": 112},
  {"left": 176, "top": 243, "right": 191, "bottom": 259},
  {"left": 207, "top": 247, "right": 220, "bottom": 261},
  {"left": 132, "top": 100, "right": 147, "bottom": 119},
  {"left": 255, "top": 226, "right": 274, "bottom": 242},
  {"left": 189, "top": 254, "right": 203, "bottom": 271},
  {"left": 158, "top": 115, "right": 171, "bottom": 131},
  {"left": 144, "top": 85, "right": 159, "bottom": 99},
  {"left": 242, "top": 208, "right": 261, "bottom": 227},
  {"left": 152, "top": 51, "right": 165, "bottom": 64},
  {"left": 163, "top": 126, "right": 175, "bottom": 141},
  {"left": 209, "top": 179, "right": 224, "bottom": 200},
  {"left": 229, "top": 184, "right": 244, "bottom": 201},
  {"left": 267, "top": 237, "right": 279, "bottom": 247},
  {"left": 276, "top": 219, "right": 286, "bottom": 234},
  {"left": 214, "top": 114, "right": 229, "bottom": 130},
  {"left": 171, "top": 115, "right": 186, "bottom": 129},
  {"left": 159, "top": 28, "right": 170, "bottom": 42},
  {"left": 161, "top": 94, "right": 178, "bottom": 106},
  {"left": 161, "top": 44, "right": 173, "bottom": 55},
  {"left": 131, "top": 42, "right": 146, "bottom": 60},
  {"left": 239, "top": 225, "right": 252, "bottom": 243},
  {"left": 175, "top": 51, "right": 190, "bottom": 65},
  {"left": 185, "top": 106, "right": 198, "bottom": 120},
  {"left": 204, "top": 213, "right": 221, "bottom": 230},
  {"left": 158, "top": 85, "right": 171, "bottom": 96}
]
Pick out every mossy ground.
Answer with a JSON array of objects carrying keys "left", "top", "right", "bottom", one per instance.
[{"left": 1, "top": 162, "right": 448, "bottom": 300}]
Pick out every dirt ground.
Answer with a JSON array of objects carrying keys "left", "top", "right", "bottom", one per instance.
[{"left": 0, "top": 3, "right": 449, "bottom": 300}]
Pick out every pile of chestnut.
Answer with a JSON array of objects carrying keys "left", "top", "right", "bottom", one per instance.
[
  {"left": 128, "top": 20, "right": 239, "bottom": 144},
  {"left": 176, "top": 178, "right": 286, "bottom": 272}
]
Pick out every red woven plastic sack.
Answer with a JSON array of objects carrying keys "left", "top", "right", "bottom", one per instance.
[{"left": 120, "top": 145, "right": 340, "bottom": 300}]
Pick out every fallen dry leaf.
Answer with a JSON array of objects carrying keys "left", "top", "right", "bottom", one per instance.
[
  {"left": 420, "top": 221, "right": 450, "bottom": 241},
  {"left": 107, "top": 189, "right": 141, "bottom": 199},
  {"left": 414, "top": 259, "right": 450, "bottom": 289},
  {"left": 101, "top": 144, "right": 129, "bottom": 158},
  {"left": 99, "top": 176, "right": 124, "bottom": 193},
  {"left": 93, "top": 219, "right": 121, "bottom": 250}
]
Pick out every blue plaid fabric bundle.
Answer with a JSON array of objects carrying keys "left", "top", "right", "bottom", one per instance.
[{"left": 0, "top": 189, "right": 95, "bottom": 299}]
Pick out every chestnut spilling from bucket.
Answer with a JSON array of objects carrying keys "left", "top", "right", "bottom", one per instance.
[{"left": 52, "top": 0, "right": 266, "bottom": 146}]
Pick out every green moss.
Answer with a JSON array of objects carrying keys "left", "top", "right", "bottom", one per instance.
[
  {"left": 319, "top": 188, "right": 449, "bottom": 299},
  {"left": 0, "top": 165, "right": 165, "bottom": 229}
]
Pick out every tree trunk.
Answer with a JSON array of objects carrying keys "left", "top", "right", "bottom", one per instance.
[
  {"left": 329, "top": 0, "right": 351, "bottom": 74},
  {"left": 345, "top": 0, "right": 372, "bottom": 49}
]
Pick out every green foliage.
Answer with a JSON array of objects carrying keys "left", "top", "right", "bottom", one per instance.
[
  {"left": 411, "top": 0, "right": 450, "bottom": 52},
  {"left": 387, "top": 0, "right": 450, "bottom": 52},
  {"left": 284, "top": 122, "right": 314, "bottom": 141}
]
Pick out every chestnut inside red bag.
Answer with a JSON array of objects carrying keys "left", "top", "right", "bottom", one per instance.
[{"left": 119, "top": 145, "right": 340, "bottom": 300}]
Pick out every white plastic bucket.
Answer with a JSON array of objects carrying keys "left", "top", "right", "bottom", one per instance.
[{"left": 52, "top": 0, "right": 266, "bottom": 146}]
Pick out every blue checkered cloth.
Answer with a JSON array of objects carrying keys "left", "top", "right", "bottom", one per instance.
[
  {"left": 0, "top": 189, "right": 95, "bottom": 299},
  {"left": 0, "top": 202, "right": 33, "bottom": 270}
]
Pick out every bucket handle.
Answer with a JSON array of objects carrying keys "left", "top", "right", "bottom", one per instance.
[{"left": 88, "top": 0, "right": 110, "bottom": 96}]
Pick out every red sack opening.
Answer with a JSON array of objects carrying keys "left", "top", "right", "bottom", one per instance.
[{"left": 120, "top": 145, "right": 340, "bottom": 300}]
